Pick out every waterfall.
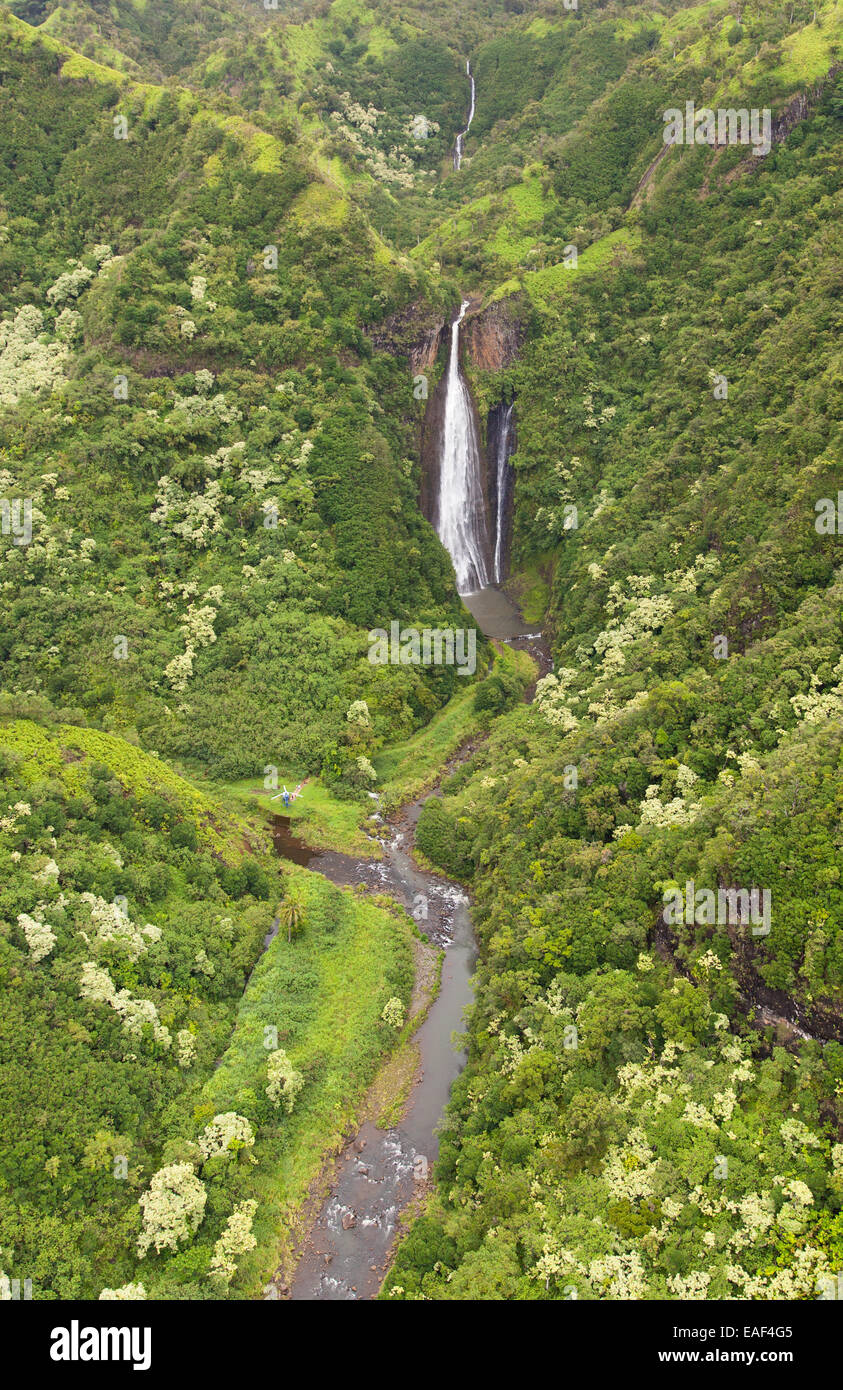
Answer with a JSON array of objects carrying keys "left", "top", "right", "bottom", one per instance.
[
  {"left": 493, "top": 402, "right": 514, "bottom": 583},
  {"left": 453, "top": 60, "right": 475, "bottom": 171},
  {"left": 436, "top": 301, "right": 491, "bottom": 594}
]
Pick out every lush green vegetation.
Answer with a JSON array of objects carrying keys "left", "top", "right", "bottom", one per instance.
[
  {"left": 384, "top": 5, "right": 843, "bottom": 1300},
  {"left": 2, "top": 0, "right": 842, "bottom": 1304},
  {"left": 374, "top": 643, "right": 534, "bottom": 809},
  {"left": 0, "top": 4, "right": 462, "bottom": 1300},
  {"left": 0, "top": 10, "right": 478, "bottom": 788},
  {"left": 0, "top": 708, "right": 414, "bottom": 1298},
  {"left": 0, "top": 712, "right": 274, "bottom": 1297},
  {"left": 215, "top": 771, "right": 380, "bottom": 856}
]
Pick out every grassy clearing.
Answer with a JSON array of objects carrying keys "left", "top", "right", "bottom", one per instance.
[
  {"left": 208, "top": 769, "right": 378, "bottom": 857},
  {"left": 411, "top": 192, "right": 493, "bottom": 265},
  {"left": 366, "top": 938, "right": 442, "bottom": 1129},
  {"left": 773, "top": 3, "right": 842, "bottom": 84},
  {"left": 489, "top": 227, "right": 643, "bottom": 308},
  {"left": 526, "top": 16, "right": 555, "bottom": 39},
  {"left": 204, "top": 637, "right": 539, "bottom": 868},
  {"left": 509, "top": 171, "right": 552, "bottom": 223},
  {"left": 292, "top": 180, "right": 350, "bottom": 228},
  {"left": 215, "top": 646, "right": 537, "bottom": 846},
  {"left": 523, "top": 226, "right": 642, "bottom": 312},
  {"left": 661, "top": 0, "right": 730, "bottom": 41},
  {"left": 488, "top": 274, "right": 523, "bottom": 304},
  {"left": 283, "top": 17, "right": 324, "bottom": 74},
  {"left": 373, "top": 680, "right": 482, "bottom": 809},
  {"left": 489, "top": 174, "right": 555, "bottom": 266},
  {"left": 202, "top": 864, "right": 415, "bottom": 1292}
]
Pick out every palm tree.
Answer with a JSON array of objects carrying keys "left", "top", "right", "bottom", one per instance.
[{"left": 278, "top": 898, "right": 305, "bottom": 944}]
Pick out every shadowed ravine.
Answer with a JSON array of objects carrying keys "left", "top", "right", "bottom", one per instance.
[{"left": 279, "top": 164, "right": 545, "bottom": 1292}]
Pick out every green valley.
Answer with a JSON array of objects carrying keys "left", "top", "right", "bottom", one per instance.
[{"left": 1, "top": 0, "right": 842, "bottom": 1326}]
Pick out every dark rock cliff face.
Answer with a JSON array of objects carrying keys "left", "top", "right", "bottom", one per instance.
[
  {"left": 365, "top": 298, "right": 452, "bottom": 534},
  {"left": 366, "top": 299, "right": 449, "bottom": 374},
  {"left": 418, "top": 300, "right": 524, "bottom": 579},
  {"left": 722, "top": 70, "right": 843, "bottom": 184},
  {"left": 419, "top": 358, "right": 448, "bottom": 528},
  {"left": 463, "top": 302, "right": 523, "bottom": 582},
  {"left": 771, "top": 68, "right": 841, "bottom": 144},
  {"left": 370, "top": 297, "right": 524, "bottom": 580},
  {"left": 462, "top": 298, "right": 525, "bottom": 371}
]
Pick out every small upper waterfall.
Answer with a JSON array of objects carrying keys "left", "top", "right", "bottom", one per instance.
[
  {"left": 493, "top": 402, "right": 514, "bottom": 583},
  {"left": 436, "top": 301, "right": 492, "bottom": 594},
  {"left": 453, "top": 60, "right": 475, "bottom": 171}
]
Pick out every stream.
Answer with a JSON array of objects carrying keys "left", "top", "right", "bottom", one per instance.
[
  {"left": 275, "top": 588, "right": 548, "bottom": 1300},
  {"left": 276, "top": 232, "right": 547, "bottom": 1296},
  {"left": 279, "top": 744, "right": 477, "bottom": 1301}
]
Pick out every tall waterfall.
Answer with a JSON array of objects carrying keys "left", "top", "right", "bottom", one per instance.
[
  {"left": 453, "top": 60, "right": 475, "bottom": 171},
  {"left": 493, "top": 402, "right": 514, "bottom": 584},
  {"left": 436, "top": 301, "right": 492, "bottom": 594}
]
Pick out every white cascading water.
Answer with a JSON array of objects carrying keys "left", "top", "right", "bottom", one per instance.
[
  {"left": 436, "top": 301, "right": 492, "bottom": 594},
  {"left": 493, "top": 402, "right": 514, "bottom": 583},
  {"left": 453, "top": 60, "right": 475, "bottom": 171}
]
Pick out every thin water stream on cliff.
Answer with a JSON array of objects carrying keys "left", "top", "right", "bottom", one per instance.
[
  {"left": 493, "top": 402, "right": 514, "bottom": 584},
  {"left": 453, "top": 60, "right": 475, "bottom": 171}
]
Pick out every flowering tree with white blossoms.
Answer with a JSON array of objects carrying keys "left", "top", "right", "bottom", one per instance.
[
  {"left": 209, "top": 1201, "right": 258, "bottom": 1283},
  {"left": 266, "top": 1049, "right": 304, "bottom": 1113},
  {"left": 381, "top": 996, "right": 405, "bottom": 1029},
  {"left": 198, "top": 1112, "right": 255, "bottom": 1162},
  {"left": 137, "top": 1163, "right": 207, "bottom": 1257},
  {"left": 79, "top": 962, "right": 171, "bottom": 1049},
  {"left": 18, "top": 911, "right": 56, "bottom": 962},
  {"left": 99, "top": 1283, "right": 147, "bottom": 1300}
]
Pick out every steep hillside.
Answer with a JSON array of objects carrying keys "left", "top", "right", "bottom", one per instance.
[
  {"left": 412, "top": 0, "right": 843, "bottom": 281},
  {"left": 0, "top": 706, "right": 414, "bottom": 1298},
  {"left": 2, "top": 0, "right": 843, "bottom": 1310},
  {"left": 382, "top": 4, "right": 843, "bottom": 1301},
  {"left": 0, "top": 10, "right": 476, "bottom": 785}
]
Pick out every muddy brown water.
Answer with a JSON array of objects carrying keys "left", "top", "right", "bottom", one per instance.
[{"left": 273, "top": 587, "right": 549, "bottom": 1301}]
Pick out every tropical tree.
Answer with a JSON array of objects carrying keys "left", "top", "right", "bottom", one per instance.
[{"left": 278, "top": 897, "right": 305, "bottom": 944}]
